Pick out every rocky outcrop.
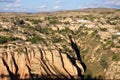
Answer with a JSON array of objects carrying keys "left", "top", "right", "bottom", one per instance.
[{"left": 0, "top": 40, "right": 85, "bottom": 80}]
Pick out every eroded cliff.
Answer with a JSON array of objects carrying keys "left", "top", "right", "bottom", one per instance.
[{"left": 0, "top": 38, "right": 85, "bottom": 80}]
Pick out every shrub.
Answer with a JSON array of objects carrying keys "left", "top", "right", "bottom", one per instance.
[
  {"left": 46, "top": 16, "right": 60, "bottom": 24},
  {"left": 21, "top": 24, "right": 34, "bottom": 29},
  {"left": 19, "top": 19, "right": 25, "bottom": 25},
  {"left": 48, "top": 19, "right": 59, "bottom": 24},
  {"left": 118, "top": 40, "right": 120, "bottom": 43},
  {"left": 115, "top": 26, "right": 120, "bottom": 31},
  {"left": 51, "top": 36, "right": 62, "bottom": 43},
  {"left": 84, "top": 69, "right": 92, "bottom": 79},
  {"left": 91, "top": 30, "right": 98, "bottom": 38},
  {"left": 100, "top": 28, "right": 107, "bottom": 31},
  {"left": 7, "top": 36, "right": 20, "bottom": 41},
  {"left": 0, "top": 36, "right": 7, "bottom": 44},
  {"left": 112, "top": 35, "right": 118, "bottom": 39},
  {"left": 28, "top": 35, "right": 43, "bottom": 43},
  {"left": 33, "top": 20, "right": 42, "bottom": 24},
  {"left": 58, "top": 27, "right": 73, "bottom": 35},
  {"left": 112, "top": 53, "right": 119, "bottom": 61},
  {"left": 0, "top": 36, "right": 19, "bottom": 44},
  {"left": 63, "top": 16, "right": 67, "bottom": 19},
  {"left": 107, "top": 20, "right": 116, "bottom": 25},
  {"left": 103, "top": 40, "right": 115, "bottom": 49},
  {"left": 64, "top": 21, "right": 70, "bottom": 25},
  {"left": 36, "top": 27, "right": 54, "bottom": 34},
  {"left": 100, "top": 59, "right": 108, "bottom": 69}
]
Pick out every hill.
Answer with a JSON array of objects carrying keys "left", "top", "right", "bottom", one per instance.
[{"left": 0, "top": 8, "right": 120, "bottom": 80}]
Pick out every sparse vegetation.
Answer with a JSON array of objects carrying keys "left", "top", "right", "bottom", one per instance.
[
  {"left": 48, "top": 18, "right": 60, "bottom": 24},
  {"left": 0, "top": 36, "right": 7, "bottom": 44},
  {"left": 100, "top": 28, "right": 107, "bottom": 31},
  {"left": 0, "top": 36, "right": 20, "bottom": 44},
  {"left": 100, "top": 59, "right": 108, "bottom": 69},
  {"left": 0, "top": 8, "right": 120, "bottom": 79},
  {"left": 112, "top": 53, "right": 119, "bottom": 61},
  {"left": 51, "top": 36, "right": 62, "bottom": 43},
  {"left": 103, "top": 39, "right": 115, "bottom": 49},
  {"left": 115, "top": 26, "right": 120, "bottom": 31},
  {"left": 19, "top": 19, "right": 25, "bottom": 25},
  {"left": 28, "top": 35, "right": 43, "bottom": 43},
  {"left": 32, "top": 19, "right": 42, "bottom": 24}
]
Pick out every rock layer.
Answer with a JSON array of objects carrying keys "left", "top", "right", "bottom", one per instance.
[{"left": 0, "top": 42, "right": 84, "bottom": 80}]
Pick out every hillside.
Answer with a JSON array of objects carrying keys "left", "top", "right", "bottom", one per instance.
[{"left": 0, "top": 8, "right": 120, "bottom": 80}]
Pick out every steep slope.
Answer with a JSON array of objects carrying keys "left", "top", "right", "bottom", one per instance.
[{"left": 0, "top": 41, "right": 85, "bottom": 80}]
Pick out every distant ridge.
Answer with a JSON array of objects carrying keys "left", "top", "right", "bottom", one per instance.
[{"left": 0, "top": 7, "right": 119, "bottom": 14}]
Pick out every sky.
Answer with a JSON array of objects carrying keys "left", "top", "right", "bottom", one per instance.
[{"left": 0, "top": 0, "right": 120, "bottom": 12}]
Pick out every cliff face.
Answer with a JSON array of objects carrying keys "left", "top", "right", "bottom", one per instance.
[{"left": 0, "top": 40, "right": 85, "bottom": 80}]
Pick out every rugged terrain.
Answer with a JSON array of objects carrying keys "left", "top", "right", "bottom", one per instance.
[{"left": 0, "top": 8, "right": 120, "bottom": 80}]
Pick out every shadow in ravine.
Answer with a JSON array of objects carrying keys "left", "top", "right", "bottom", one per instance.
[
  {"left": 68, "top": 35, "right": 86, "bottom": 72},
  {"left": 2, "top": 54, "right": 19, "bottom": 80},
  {"left": 62, "top": 35, "right": 86, "bottom": 79}
]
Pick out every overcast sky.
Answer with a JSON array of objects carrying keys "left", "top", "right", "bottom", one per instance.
[{"left": 0, "top": 0, "right": 120, "bottom": 12}]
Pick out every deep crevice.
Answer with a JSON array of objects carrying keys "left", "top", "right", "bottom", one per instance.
[
  {"left": 2, "top": 57, "right": 19, "bottom": 80},
  {"left": 69, "top": 35, "right": 86, "bottom": 72}
]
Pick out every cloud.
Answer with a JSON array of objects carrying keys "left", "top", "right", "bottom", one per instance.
[
  {"left": 53, "top": 0, "right": 62, "bottom": 11},
  {"left": 0, "top": 0, "right": 21, "bottom": 2},
  {"left": 104, "top": 0, "right": 120, "bottom": 6},
  {"left": 15, "top": 0, "right": 21, "bottom": 2},
  {"left": 55, "top": 0, "right": 62, "bottom": 5},
  {"left": 0, "top": 0, "right": 22, "bottom": 12},
  {"left": 0, "top": 0, "right": 14, "bottom": 2},
  {"left": 36, "top": 5, "right": 47, "bottom": 12},
  {"left": 1, "top": 3, "right": 21, "bottom": 12},
  {"left": 53, "top": 5, "right": 60, "bottom": 10},
  {"left": 77, "top": 0, "right": 120, "bottom": 9},
  {"left": 38, "top": 5, "right": 46, "bottom": 9},
  {"left": 6, "top": 3, "right": 21, "bottom": 7}
]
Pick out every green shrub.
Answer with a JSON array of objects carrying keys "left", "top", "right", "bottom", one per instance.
[
  {"left": 84, "top": 69, "right": 92, "bottom": 79},
  {"left": 28, "top": 35, "right": 43, "bottom": 43},
  {"left": 112, "top": 35, "right": 119, "bottom": 39},
  {"left": 76, "top": 15, "right": 80, "bottom": 18},
  {"left": 63, "top": 21, "right": 70, "bottom": 25},
  {"left": 103, "top": 40, "right": 115, "bottom": 49},
  {"left": 100, "top": 59, "right": 108, "bottom": 69},
  {"left": 100, "top": 28, "right": 107, "bottom": 31},
  {"left": 45, "top": 16, "right": 60, "bottom": 24},
  {"left": 0, "top": 36, "right": 19, "bottom": 44},
  {"left": 7, "top": 36, "right": 20, "bottom": 41},
  {"left": 36, "top": 27, "right": 54, "bottom": 34},
  {"left": 58, "top": 27, "right": 73, "bottom": 35},
  {"left": 107, "top": 20, "right": 116, "bottom": 25},
  {"left": 48, "top": 19, "right": 59, "bottom": 24},
  {"left": 21, "top": 24, "right": 34, "bottom": 29},
  {"left": 112, "top": 53, "right": 119, "bottom": 61},
  {"left": 115, "top": 26, "right": 120, "bottom": 31},
  {"left": 63, "top": 16, "right": 67, "bottom": 19},
  {"left": 33, "top": 20, "right": 42, "bottom": 24},
  {"left": 51, "top": 36, "right": 62, "bottom": 43},
  {"left": 118, "top": 40, "right": 120, "bottom": 43},
  {"left": 91, "top": 30, "right": 98, "bottom": 37},
  {"left": 0, "top": 36, "right": 7, "bottom": 44}
]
